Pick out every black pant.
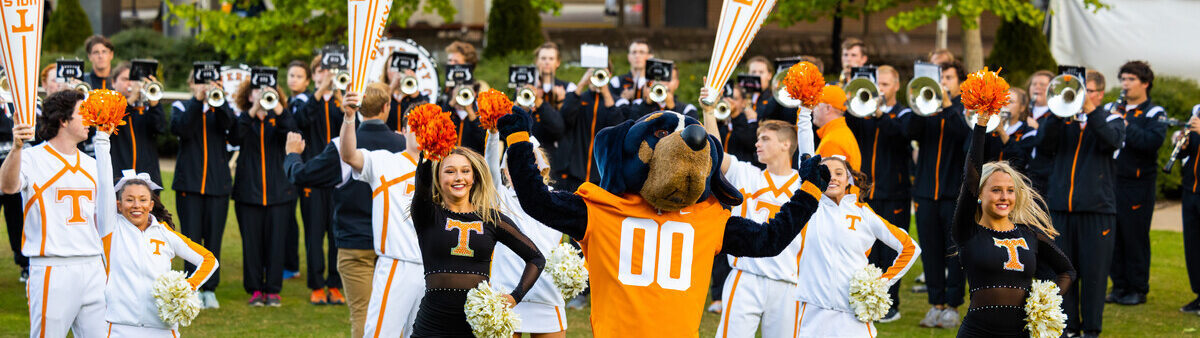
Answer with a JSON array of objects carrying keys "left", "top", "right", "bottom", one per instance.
[
  {"left": 236, "top": 202, "right": 292, "bottom": 294},
  {"left": 1051, "top": 211, "right": 1116, "bottom": 334},
  {"left": 1183, "top": 192, "right": 1200, "bottom": 295},
  {"left": 1111, "top": 180, "right": 1154, "bottom": 295},
  {"left": 1, "top": 193, "right": 25, "bottom": 268},
  {"left": 285, "top": 198, "right": 300, "bottom": 272},
  {"left": 914, "top": 197, "right": 965, "bottom": 307},
  {"left": 867, "top": 198, "right": 911, "bottom": 310},
  {"left": 300, "top": 187, "right": 341, "bottom": 290},
  {"left": 710, "top": 255, "right": 731, "bottom": 301},
  {"left": 176, "top": 192, "right": 229, "bottom": 292}
]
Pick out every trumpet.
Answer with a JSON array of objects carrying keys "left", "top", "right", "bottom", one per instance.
[
  {"left": 454, "top": 86, "right": 476, "bottom": 107},
  {"left": 713, "top": 101, "right": 732, "bottom": 121},
  {"left": 844, "top": 77, "right": 880, "bottom": 118},
  {"left": 1047, "top": 74, "right": 1085, "bottom": 118},
  {"left": 72, "top": 81, "right": 91, "bottom": 97},
  {"left": 906, "top": 76, "right": 944, "bottom": 116},
  {"left": 590, "top": 69, "right": 610, "bottom": 88},
  {"left": 515, "top": 87, "right": 536, "bottom": 108},
  {"left": 400, "top": 75, "right": 419, "bottom": 96},
  {"left": 333, "top": 69, "right": 352, "bottom": 91},
  {"left": 206, "top": 87, "right": 226, "bottom": 107},
  {"left": 260, "top": 90, "right": 279, "bottom": 111},
  {"left": 141, "top": 80, "right": 164, "bottom": 102},
  {"left": 0, "top": 73, "right": 11, "bottom": 102},
  {"left": 648, "top": 83, "right": 669, "bottom": 104}
]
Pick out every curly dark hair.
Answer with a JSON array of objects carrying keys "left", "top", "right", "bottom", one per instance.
[
  {"left": 1119, "top": 60, "right": 1155, "bottom": 93},
  {"left": 116, "top": 180, "right": 174, "bottom": 229},
  {"left": 36, "top": 90, "right": 85, "bottom": 141}
]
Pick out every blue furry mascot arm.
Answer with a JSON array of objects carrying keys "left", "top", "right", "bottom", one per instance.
[
  {"left": 720, "top": 154, "right": 829, "bottom": 257},
  {"left": 498, "top": 110, "right": 589, "bottom": 240}
]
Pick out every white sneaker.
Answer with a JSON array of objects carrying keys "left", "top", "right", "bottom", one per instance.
[
  {"left": 915, "top": 272, "right": 926, "bottom": 284},
  {"left": 203, "top": 291, "right": 220, "bottom": 309},
  {"left": 918, "top": 307, "right": 942, "bottom": 328},
  {"left": 937, "top": 307, "right": 960, "bottom": 328},
  {"left": 706, "top": 301, "right": 722, "bottom": 314}
]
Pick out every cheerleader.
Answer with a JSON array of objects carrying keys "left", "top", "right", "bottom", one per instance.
[
  {"left": 94, "top": 126, "right": 218, "bottom": 336},
  {"left": 483, "top": 131, "right": 568, "bottom": 337},
  {"left": 952, "top": 111, "right": 1076, "bottom": 336}
]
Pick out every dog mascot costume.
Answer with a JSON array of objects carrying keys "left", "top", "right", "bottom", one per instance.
[{"left": 498, "top": 108, "right": 830, "bottom": 336}]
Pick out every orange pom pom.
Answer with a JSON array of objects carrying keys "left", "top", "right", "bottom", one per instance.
[
  {"left": 406, "top": 103, "right": 458, "bottom": 161},
  {"left": 79, "top": 89, "right": 129, "bottom": 135},
  {"left": 476, "top": 88, "right": 513, "bottom": 130},
  {"left": 782, "top": 61, "right": 825, "bottom": 108},
  {"left": 961, "top": 67, "right": 1011, "bottom": 115}
]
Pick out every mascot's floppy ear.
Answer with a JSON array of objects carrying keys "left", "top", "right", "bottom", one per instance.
[
  {"left": 595, "top": 120, "right": 635, "bottom": 194},
  {"left": 706, "top": 133, "right": 743, "bottom": 207}
]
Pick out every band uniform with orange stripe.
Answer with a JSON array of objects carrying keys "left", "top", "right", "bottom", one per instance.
[{"left": 109, "top": 103, "right": 166, "bottom": 186}]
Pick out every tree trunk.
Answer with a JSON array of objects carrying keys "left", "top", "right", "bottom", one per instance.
[
  {"left": 962, "top": 15, "right": 984, "bottom": 72},
  {"left": 830, "top": 2, "right": 843, "bottom": 75}
]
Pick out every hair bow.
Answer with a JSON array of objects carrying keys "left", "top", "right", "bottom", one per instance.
[{"left": 114, "top": 169, "right": 163, "bottom": 192}]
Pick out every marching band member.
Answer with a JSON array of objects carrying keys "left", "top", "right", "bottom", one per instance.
[
  {"left": 0, "top": 90, "right": 106, "bottom": 337},
  {"left": 744, "top": 56, "right": 772, "bottom": 112},
  {"left": 759, "top": 55, "right": 823, "bottom": 125},
  {"left": 295, "top": 55, "right": 347, "bottom": 304},
  {"left": 812, "top": 85, "right": 861, "bottom": 171},
  {"left": 170, "top": 73, "right": 239, "bottom": 309},
  {"left": 952, "top": 108, "right": 1075, "bottom": 337},
  {"left": 82, "top": 35, "right": 116, "bottom": 90},
  {"left": 1108, "top": 61, "right": 1167, "bottom": 307},
  {"left": 928, "top": 49, "right": 955, "bottom": 66},
  {"left": 529, "top": 42, "right": 568, "bottom": 155},
  {"left": 837, "top": 38, "right": 868, "bottom": 86},
  {"left": 906, "top": 60, "right": 971, "bottom": 328},
  {"left": 1177, "top": 104, "right": 1200, "bottom": 314},
  {"left": 552, "top": 68, "right": 622, "bottom": 192},
  {"left": 40, "top": 64, "right": 64, "bottom": 95},
  {"left": 379, "top": 55, "right": 426, "bottom": 132},
  {"left": 287, "top": 83, "right": 408, "bottom": 336},
  {"left": 610, "top": 39, "right": 653, "bottom": 103},
  {"left": 1024, "top": 70, "right": 1054, "bottom": 194},
  {"left": 110, "top": 62, "right": 167, "bottom": 186},
  {"left": 283, "top": 59, "right": 313, "bottom": 282},
  {"left": 439, "top": 41, "right": 486, "bottom": 153},
  {"left": 231, "top": 80, "right": 297, "bottom": 307},
  {"left": 94, "top": 125, "right": 219, "bottom": 337},
  {"left": 977, "top": 88, "right": 1036, "bottom": 171},
  {"left": 845, "top": 65, "right": 913, "bottom": 321},
  {"left": 1038, "top": 70, "right": 1124, "bottom": 337}
]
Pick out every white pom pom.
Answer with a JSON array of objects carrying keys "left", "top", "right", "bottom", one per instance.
[
  {"left": 848, "top": 264, "right": 892, "bottom": 323},
  {"left": 464, "top": 281, "right": 521, "bottom": 337},
  {"left": 1025, "top": 280, "right": 1067, "bottom": 338},
  {"left": 547, "top": 243, "right": 589, "bottom": 300},
  {"left": 152, "top": 270, "right": 202, "bottom": 327}
]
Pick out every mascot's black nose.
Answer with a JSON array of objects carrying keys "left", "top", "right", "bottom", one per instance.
[{"left": 681, "top": 125, "right": 708, "bottom": 151}]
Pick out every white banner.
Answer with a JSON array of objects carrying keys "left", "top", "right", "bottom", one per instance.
[
  {"left": 0, "top": 0, "right": 42, "bottom": 126},
  {"left": 348, "top": 0, "right": 393, "bottom": 94},
  {"left": 1050, "top": 0, "right": 1200, "bottom": 88},
  {"left": 702, "top": 0, "right": 777, "bottom": 104}
]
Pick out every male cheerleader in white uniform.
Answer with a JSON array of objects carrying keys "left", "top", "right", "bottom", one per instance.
[
  {"left": 338, "top": 84, "right": 425, "bottom": 338},
  {"left": 0, "top": 90, "right": 106, "bottom": 337}
]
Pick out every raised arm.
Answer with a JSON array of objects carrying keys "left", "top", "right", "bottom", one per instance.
[
  {"left": 721, "top": 155, "right": 828, "bottom": 257},
  {"left": 796, "top": 107, "right": 815, "bottom": 156},
  {"left": 498, "top": 110, "right": 588, "bottom": 240},
  {"left": 1091, "top": 108, "right": 1126, "bottom": 152},
  {"left": 492, "top": 215, "right": 545, "bottom": 303},
  {"left": 953, "top": 123, "right": 989, "bottom": 245},
  {"left": 166, "top": 229, "right": 219, "bottom": 290},
  {"left": 411, "top": 158, "right": 437, "bottom": 229},
  {"left": 338, "top": 93, "right": 364, "bottom": 172},
  {"left": 484, "top": 131, "right": 504, "bottom": 191},
  {"left": 94, "top": 131, "right": 119, "bottom": 237}
]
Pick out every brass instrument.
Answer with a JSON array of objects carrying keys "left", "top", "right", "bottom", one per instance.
[
  {"left": 844, "top": 77, "right": 881, "bottom": 118},
  {"left": 906, "top": 76, "right": 943, "bottom": 116},
  {"left": 141, "top": 80, "right": 164, "bottom": 102},
  {"left": 1047, "top": 74, "right": 1085, "bottom": 118},
  {"left": 400, "top": 75, "right": 419, "bottom": 96},
  {"left": 648, "top": 82, "right": 669, "bottom": 104},
  {"left": 260, "top": 90, "right": 279, "bottom": 110},
  {"left": 333, "top": 69, "right": 352, "bottom": 91},
  {"left": 206, "top": 87, "right": 226, "bottom": 107},
  {"left": 516, "top": 87, "right": 536, "bottom": 108},
  {"left": 713, "top": 101, "right": 732, "bottom": 121},
  {"left": 590, "top": 69, "right": 610, "bottom": 89},
  {"left": 454, "top": 86, "right": 476, "bottom": 107}
]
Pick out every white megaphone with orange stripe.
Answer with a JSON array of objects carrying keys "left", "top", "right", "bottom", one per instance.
[
  {"left": 701, "top": 0, "right": 778, "bottom": 106},
  {"left": 347, "top": 0, "right": 394, "bottom": 108},
  {"left": 0, "top": 0, "right": 43, "bottom": 127}
]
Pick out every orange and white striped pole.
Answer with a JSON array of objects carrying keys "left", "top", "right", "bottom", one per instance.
[
  {"left": 701, "top": 0, "right": 777, "bottom": 105},
  {"left": 0, "top": 0, "right": 42, "bottom": 127},
  {"left": 348, "top": 0, "right": 393, "bottom": 95}
]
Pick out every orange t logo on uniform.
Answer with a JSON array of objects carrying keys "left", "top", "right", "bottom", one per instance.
[
  {"left": 754, "top": 201, "right": 782, "bottom": 220},
  {"left": 56, "top": 188, "right": 95, "bottom": 225},
  {"left": 846, "top": 215, "right": 862, "bottom": 231},
  {"left": 446, "top": 220, "right": 483, "bottom": 257},
  {"left": 150, "top": 239, "right": 166, "bottom": 255},
  {"left": 993, "top": 238, "right": 1029, "bottom": 271}
]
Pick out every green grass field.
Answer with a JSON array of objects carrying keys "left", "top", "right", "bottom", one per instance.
[{"left": 0, "top": 171, "right": 1199, "bottom": 336}]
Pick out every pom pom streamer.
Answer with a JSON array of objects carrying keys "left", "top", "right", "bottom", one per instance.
[
  {"left": 80, "top": 89, "right": 129, "bottom": 135},
  {"left": 477, "top": 88, "right": 513, "bottom": 130},
  {"left": 406, "top": 103, "right": 458, "bottom": 161},
  {"left": 783, "top": 61, "right": 824, "bottom": 108},
  {"left": 1026, "top": 280, "right": 1067, "bottom": 338},
  {"left": 848, "top": 264, "right": 892, "bottom": 323},
  {"left": 548, "top": 243, "right": 589, "bottom": 300},
  {"left": 961, "top": 67, "right": 1011, "bottom": 115},
  {"left": 152, "top": 270, "right": 202, "bottom": 327},
  {"left": 465, "top": 281, "right": 521, "bottom": 338}
]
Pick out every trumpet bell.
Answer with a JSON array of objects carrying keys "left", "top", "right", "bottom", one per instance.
[
  {"left": 713, "top": 101, "right": 732, "bottom": 121},
  {"left": 73, "top": 82, "right": 91, "bottom": 95},
  {"left": 1048, "top": 74, "right": 1085, "bottom": 118},
  {"left": 649, "top": 83, "right": 669, "bottom": 104},
  {"left": 907, "top": 76, "right": 944, "bottom": 116},
  {"left": 774, "top": 87, "right": 801, "bottom": 108},
  {"left": 516, "top": 87, "right": 536, "bottom": 108},
  {"left": 0, "top": 74, "right": 10, "bottom": 102},
  {"left": 590, "top": 69, "right": 610, "bottom": 88},
  {"left": 845, "top": 78, "right": 880, "bottom": 118},
  {"left": 333, "top": 70, "right": 352, "bottom": 91},
  {"left": 400, "top": 75, "right": 419, "bottom": 96},
  {"left": 207, "top": 88, "right": 226, "bottom": 107},
  {"left": 455, "top": 86, "right": 476, "bottom": 107},
  {"left": 142, "top": 81, "right": 164, "bottom": 102},
  {"left": 260, "top": 91, "right": 279, "bottom": 110}
]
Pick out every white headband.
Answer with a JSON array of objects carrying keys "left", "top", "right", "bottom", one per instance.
[{"left": 115, "top": 169, "right": 163, "bottom": 192}]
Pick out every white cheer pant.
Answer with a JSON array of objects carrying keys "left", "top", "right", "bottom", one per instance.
[
  {"left": 795, "top": 302, "right": 876, "bottom": 338},
  {"left": 362, "top": 257, "right": 424, "bottom": 338},
  {"left": 106, "top": 323, "right": 178, "bottom": 338},
  {"left": 715, "top": 269, "right": 799, "bottom": 338},
  {"left": 27, "top": 256, "right": 107, "bottom": 338},
  {"left": 512, "top": 301, "right": 568, "bottom": 333}
]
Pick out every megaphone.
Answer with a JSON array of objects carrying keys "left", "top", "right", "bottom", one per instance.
[
  {"left": 906, "top": 76, "right": 944, "bottom": 116},
  {"left": 590, "top": 69, "right": 610, "bottom": 89},
  {"left": 333, "top": 70, "right": 352, "bottom": 91},
  {"left": 142, "top": 80, "right": 164, "bottom": 102},
  {"left": 455, "top": 86, "right": 476, "bottom": 107},
  {"left": 516, "top": 87, "right": 536, "bottom": 108},
  {"left": 1047, "top": 74, "right": 1085, "bottom": 118},
  {"left": 400, "top": 75, "right": 419, "bottom": 96},
  {"left": 844, "top": 77, "right": 880, "bottom": 118},
  {"left": 260, "top": 90, "right": 279, "bottom": 111},
  {"left": 206, "top": 87, "right": 226, "bottom": 107},
  {"left": 649, "top": 83, "right": 669, "bottom": 104}
]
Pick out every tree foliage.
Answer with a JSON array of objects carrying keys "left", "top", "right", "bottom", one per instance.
[
  {"left": 771, "top": 0, "right": 899, "bottom": 27},
  {"left": 484, "top": 0, "right": 544, "bottom": 58},
  {"left": 883, "top": 0, "right": 1108, "bottom": 32},
  {"left": 168, "top": 0, "right": 457, "bottom": 66},
  {"left": 985, "top": 19, "right": 1056, "bottom": 88},
  {"left": 43, "top": 0, "right": 92, "bottom": 54}
]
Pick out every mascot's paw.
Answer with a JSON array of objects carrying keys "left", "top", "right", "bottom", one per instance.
[
  {"left": 498, "top": 106, "right": 534, "bottom": 142},
  {"left": 799, "top": 154, "right": 831, "bottom": 192}
]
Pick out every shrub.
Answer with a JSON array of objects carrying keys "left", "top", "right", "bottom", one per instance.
[
  {"left": 43, "top": 0, "right": 92, "bottom": 54},
  {"left": 483, "top": 0, "right": 544, "bottom": 58},
  {"left": 1104, "top": 76, "right": 1200, "bottom": 198},
  {"left": 986, "top": 19, "right": 1056, "bottom": 89}
]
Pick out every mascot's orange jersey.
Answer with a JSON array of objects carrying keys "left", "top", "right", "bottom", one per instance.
[{"left": 575, "top": 183, "right": 731, "bottom": 337}]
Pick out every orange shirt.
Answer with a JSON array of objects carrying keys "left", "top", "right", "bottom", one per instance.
[
  {"left": 576, "top": 183, "right": 731, "bottom": 337},
  {"left": 815, "top": 116, "right": 862, "bottom": 171}
]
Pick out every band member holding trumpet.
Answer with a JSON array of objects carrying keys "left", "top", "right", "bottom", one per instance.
[
  {"left": 231, "top": 77, "right": 297, "bottom": 307},
  {"left": 527, "top": 42, "right": 570, "bottom": 155},
  {"left": 1038, "top": 70, "right": 1125, "bottom": 337},
  {"left": 1107, "top": 61, "right": 1167, "bottom": 307},
  {"left": 170, "top": 67, "right": 240, "bottom": 309},
  {"left": 553, "top": 66, "right": 622, "bottom": 192},
  {"left": 295, "top": 54, "right": 347, "bottom": 305},
  {"left": 1025, "top": 70, "right": 1055, "bottom": 194},
  {"left": 439, "top": 41, "right": 487, "bottom": 153},
  {"left": 906, "top": 60, "right": 970, "bottom": 328},
  {"left": 379, "top": 53, "right": 425, "bottom": 132},
  {"left": 1176, "top": 104, "right": 1200, "bottom": 314},
  {"left": 610, "top": 39, "right": 654, "bottom": 103},
  {"left": 837, "top": 38, "right": 868, "bottom": 86},
  {"left": 110, "top": 62, "right": 167, "bottom": 187},
  {"left": 82, "top": 35, "right": 116, "bottom": 90}
]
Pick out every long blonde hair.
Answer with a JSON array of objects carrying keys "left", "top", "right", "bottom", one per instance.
[
  {"left": 977, "top": 161, "right": 1057, "bottom": 238},
  {"left": 433, "top": 147, "right": 504, "bottom": 226}
]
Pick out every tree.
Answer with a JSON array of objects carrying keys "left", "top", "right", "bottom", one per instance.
[
  {"left": 985, "top": 18, "right": 1057, "bottom": 88},
  {"left": 770, "top": 0, "right": 903, "bottom": 74},
  {"left": 884, "top": 0, "right": 1107, "bottom": 73},
  {"left": 483, "top": 0, "right": 544, "bottom": 58},
  {"left": 43, "top": 0, "right": 93, "bottom": 54},
  {"left": 168, "top": 0, "right": 457, "bottom": 66}
]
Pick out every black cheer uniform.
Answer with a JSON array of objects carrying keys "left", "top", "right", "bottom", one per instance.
[
  {"left": 1106, "top": 99, "right": 1167, "bottom": 300},
  {"left": 230, "top": 110, "right": 298, "bottom": 294},
  {"left": 171, "top": 99, "right": 238, "bottom": 292},
  {"left": 954, "top": 124, "right": 1076, "bottom": 337},
  {"left": 409, "top": 159, "right": 545, "bottom": 337},
  {"left": 110, "top": 104, "right": 166, "bottom": 186}
]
